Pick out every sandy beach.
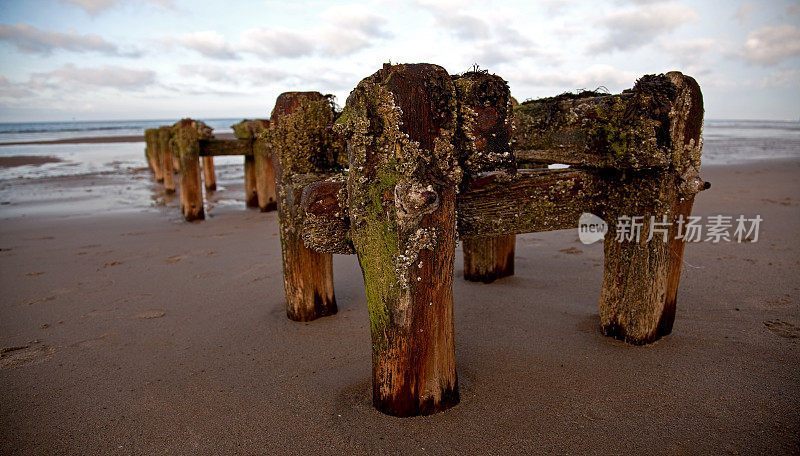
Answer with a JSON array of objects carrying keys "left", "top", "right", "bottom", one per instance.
[{"left": 0, "top": 139, "right": 798, "bottom": 454}]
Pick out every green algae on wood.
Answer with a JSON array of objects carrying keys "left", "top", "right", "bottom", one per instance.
[
  {"left": 336, "top": 63, "right": 460, "bottom": 417},
  {"left": 512, "top": 72, "right": 702, "bottom": 170},
  {"left": 269, "top": 92, "right": 341, "bottom": 321},
  {"left": 452, "top": 70, "right": 517, "bottom": 282}
]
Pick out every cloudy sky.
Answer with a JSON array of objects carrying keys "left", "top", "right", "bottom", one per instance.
[{"left": 0, "top": 0, "right": 798, "bottom": 122}]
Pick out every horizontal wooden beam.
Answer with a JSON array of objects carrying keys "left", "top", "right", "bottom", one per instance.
[
  {"left": 512, "top": 72, "right": 703, "bottom": 170},
  {"left": 457, "top": 168, "right": 600, "bottom": 238},
  {"left": 298, "top": 168, "right": 610, "bottom": 253},
  {"left": 199, "top": 139, "right": 253, "bottom": 156}
]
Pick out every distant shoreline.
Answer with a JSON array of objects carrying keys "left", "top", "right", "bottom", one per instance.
[{"left": 0, "top": 132, "right": 236, "bottom": 146}]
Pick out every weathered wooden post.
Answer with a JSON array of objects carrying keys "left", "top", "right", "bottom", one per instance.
[
  {"left": 172, "top": 118, "right": 212, "bottom": 221},
  {"left": 598, "top": 73, "right": 705, "bottom": 344},
  {"left": 254, "top": 132, "right": 277, "bottom": 212},
  {"left": 232, "top": 119, "right": 269, "bottom": 208},
  {"left": 453, "top": 71, "right": 517, "bottom": 283},
  {"left": 144, "top": 128, "right": 163, "bottom": 182},
  {"left": 513, "top": 72, "right": 705, "bottom": 344},
  {"left": 202, "top": 156, "right": 216, "bottom": 191},
  {"left": 157, "top": 126, "right": 175, "bottom": 193},
  {"left": 267, "top": 92, "right": 343, "bottom": 321},
  {"left": 336, "top": 63, "right": 460, "bottom": 416}
]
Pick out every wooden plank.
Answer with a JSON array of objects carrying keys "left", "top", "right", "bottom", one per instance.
[
  {"left": 198, "top": 138, "right": 252, "bottom": 156},
  {"left": 300, "top": 168, "right": 603, "bottom": 250},
  {"left": 512, "top": 72, "right": 703, "bottom": 170}
]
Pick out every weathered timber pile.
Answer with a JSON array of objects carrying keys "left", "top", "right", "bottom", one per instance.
[{"left": 142, "top": 62, "right": 707, "bottom": 419}]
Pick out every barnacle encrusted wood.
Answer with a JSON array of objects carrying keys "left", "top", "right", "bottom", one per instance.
[
  {"left": 597, "top": 72, "right": 705, "bottom": 344},
  {"left": 231, "top": 119, "right": 269, "bottom": 208},
  {"left": 453, "top": 70, "right": 517, "bottom": 283},
  {"left": 296, "top": 70, "right": 706, "bottom": 350},
  {"left": 268, "top": 92, "right": 344, "bottom": 321},
  {"left": 157, "top": 126, "right": 175, "bottom": 193},
  {"left": 513, "top": 72, "right": 699, "bottom": 170},
  {"left": 336, "top": 63, "right": 460, "bottom": 417},
  {"left": 171, "top": 118, "right": 212, "bottom": 222}
]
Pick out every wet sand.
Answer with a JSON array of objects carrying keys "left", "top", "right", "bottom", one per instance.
[
  {"left": 0, "top": 156, "right": 62, "bottom": 168},
  {"left": 0, "top": 156, "right": 798, "bottom": 455}
]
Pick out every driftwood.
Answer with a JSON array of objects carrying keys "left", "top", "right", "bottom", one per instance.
[
  {"left": 335, "top": 63, "right": 460, "bottom": 417},
  {"left": 268, "top": 92, "right": 344, "bottom": 321},
  {"left": 453, "top": 71, "right": 516, "bottom": 283}
]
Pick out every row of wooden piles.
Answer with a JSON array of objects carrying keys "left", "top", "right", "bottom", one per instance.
[{"left": 143, "top": 63, "right": 707, "bottom": 418}]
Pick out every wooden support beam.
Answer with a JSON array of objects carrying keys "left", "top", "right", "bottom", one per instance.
[
  {"left": 512, "top": 72, "right": 702, "bottom": 170},
  {"left": 157, "top": 126, "right": 175, "bottom": 193},
  {"left": 172, "top": 118, "right": 212, "bottom": 222},
  {"left": 336, "top": 63, "right": 460, "bottom": 417},
  {"left": 202, "top": 157, "right": 216, "bottom": 191},
  {"left": 232, "top": 120, "right": 271, "bottom": 209},
  {"left": 144, "top": 128, "right": 163, "bottom": 182},
  {"left": 453, "top": 71, "right": 516, "bottom": 283},
  {"left": 198, "top": 138, "right": 253, "bottom": 156},
  {"left": 300, "top": 174, "right": 353, "bottom": 254},
  {"left": 267, "top": 92, "right": 343, "bottom": 321},
  {"left": 300, "top": 168, "right": 600, "bottom": 249},
  {"left": 597, "top": 72, "right": 705, "bottom": 344},
  {"left": 298, "top": 71, "right": 707, "bottom": 349}
]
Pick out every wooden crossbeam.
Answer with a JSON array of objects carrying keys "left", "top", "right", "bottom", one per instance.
[
  {"left": 512, "top": 72, "right": 703, "bottom": 170},
  {"left": 198, "top": 138, "right": 253, "bottom": 156},
  {"left": 300, "top": 167, "right": 605, "bottom": 253}
]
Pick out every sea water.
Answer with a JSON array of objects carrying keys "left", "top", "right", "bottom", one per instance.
[{"left": 0, "top": 119, "right": 797, "bottom": 217}]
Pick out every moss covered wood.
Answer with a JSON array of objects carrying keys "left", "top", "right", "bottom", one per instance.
[
  {"left": 157, "top": 126, "right": 175, "bottom": 193},
  {"left": 299, "top": 167, "right": 601, "bottom": 249},
  {"left": 513, "top": 72, "right": 701, "bottom": 170},
  {"left": 232, "top": 119, "right": 276, "bottom": 211},
  {"left": 597, "top": 72, "right": 705, "bottom": 344},
  {"left": 172, "top": 118, "right": 212, "bottom": 222},
  {"left": 453, "top": 71, "right": 516, "bottom": 283},
  {"left": 336, "top": 63, "right": 460, "bottom": 417},
  {"left": 268, "top": 92, "right": 343, "bottom": 321},
  {"left": 232, "top": 119, "right": 270, "bottom": 208},
  {"left": 199, "top": 139, "right": 252, "bottom": 156}
]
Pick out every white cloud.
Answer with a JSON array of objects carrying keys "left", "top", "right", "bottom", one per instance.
[
  {"left": 58, "top": 0, "right": 175, "bottom": 15},
  {"left": 239, "top": 28, "right": 316, "bottom": 58},
  {"left": 514, "top": 64, "right": 635, "bottom": 91},
  {"left": 742, "top": 24, "right": 800, "bottom": 65},
  {"left": 177, "top": 5, "right": 391, "bottom": 60},
  {"left": 0, "top": 23, "right": 136, "bottom": 56},
  {"left": 589, "top": 4, "right": 698, "bottom": 52},
  {"left": 733, "top": 2, "right": 756, "bottom": 23},
  {"left": 178, "top": 64, "right": 289, "bottom": 86},
  {"left": 181, "top": 31, "right": 238, "bottom": 60},
  {"left": 659, "top": 38, "right": 716, "bottom": 66},
  {"left": 759, "top": 68, "right": 800, "bottom": 88},
  {"left": 33, "top": 64, "right": 156, "bottom": 89}
]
